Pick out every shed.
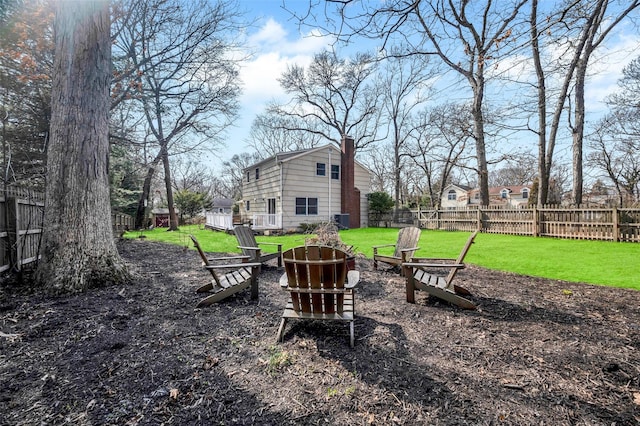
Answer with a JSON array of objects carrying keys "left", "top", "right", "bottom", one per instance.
[{"left": 151, "top": 208, "right": 171, "bottom": 227}]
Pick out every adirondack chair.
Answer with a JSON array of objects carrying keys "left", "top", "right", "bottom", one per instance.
[
  {"left": 190, "top": 235, "right": 261, "bottom": 308},
  {"left": 277, "top": 245, "right": 360, "bottom": 347},
  {"left": 234, "top": 225, "right": 282, "bottom": 268},
  {"left": 372, "top": 226, "right": 421, "bottom": 272},
  {"left": 402, "top": 231, "right": 478, "bottom": 310}
]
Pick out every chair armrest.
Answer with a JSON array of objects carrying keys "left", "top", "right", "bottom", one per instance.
[
  {"left": 237, "top": 245, "right": 261, "bottom": 252},
  {"left": 257, "top": 242, "right": 282, "bottom": 248},
  {"left": 345, "top": 270, "right": 360, "bottom": 288},
  {"left": 409, "top": 257, "right": 456, "bottom": 263},
  {"left": 206, "top": 255, "right": 251, "bottom": 262},
  {"left": 205, "top": 262, "right": 262, "bottom": 270},
  {"left": 372, "top": 243, "right": 396, "bottom": 249},
  {"left": 399, "top": 247, "right": 419, "bottom": 253},
  {"left": 403, "top": 262, "right": 465, "bottom": 269}
]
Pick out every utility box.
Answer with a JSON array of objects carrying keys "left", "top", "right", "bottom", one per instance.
[{"left": 334, "top": 214, "right": 350, "bottom": 229}]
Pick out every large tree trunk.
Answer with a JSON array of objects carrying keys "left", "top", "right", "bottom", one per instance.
[
  {"left": 161, "top": 144, "right": 179, "bottom": 231},
  {"left": 471, "top": 76, "right": 489, "bottom": 206},
  {"left": 36, "top": 0, "right": 129, "bottom": 293},
  {"left": 134, "top": 152, "right": 162, "bottom": 229},
  {"left": 572, "top": 60, "right": 587, "bottom": 206},
  {"left": 531, "top": 0, "right": 548, "bottom": 207}
]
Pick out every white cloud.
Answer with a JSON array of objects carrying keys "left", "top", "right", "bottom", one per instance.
[
  {"left": 585, "top": 31, "right": 640, "bottom": 112},
  {"left": 236, "top": 19, "right": 333, "bottom": 132}
]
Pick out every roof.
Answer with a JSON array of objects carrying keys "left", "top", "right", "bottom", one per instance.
[
  {"left": 467, "top": 185, "right": 531, "bottom": 193},
  {"left": 243, "top": 143, "right": 372, "bottom": 174},
  {"left": 444, "top": 183, "right": 473, "bottom": 192},
  {"left": 212, "top": 198, "right": 234, "bottom": 208}
]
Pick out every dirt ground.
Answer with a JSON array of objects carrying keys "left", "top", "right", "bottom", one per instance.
[{"left": 1, "top": 237, "right": 639, "bottom": 425}]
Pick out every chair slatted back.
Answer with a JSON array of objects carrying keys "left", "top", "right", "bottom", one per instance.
[
  {"left": 445, "top": 231, "right": 478, "bottom": 284},
  {"left": 234, "top": 225, "right": 257, "bottom": 258},
  {"left": 190, "top": 235, "right": 221, "bottom": 287},
  {"left": 394, "top": 226, "right": 421, "bottom": 258},
  {"left": 283, "top": 246, "right": 348, "bottom": 315}
]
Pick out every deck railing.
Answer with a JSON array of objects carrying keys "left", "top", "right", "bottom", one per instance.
[
  {"left": 251, "top": 214, "right": 281, "bottom": 230},
  {"left": 205, "top": 212, "right": 234, "bottom": 231}
]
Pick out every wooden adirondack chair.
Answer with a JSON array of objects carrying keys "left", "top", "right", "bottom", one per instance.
[
  {"left": 234, "top": 225, "right": 282, "bottom": 268},
  {"left": 190, "top": 235, "right": 261, "bottom": 308},
  {"left": 277, "top": 245, "right": 360, "bottom": 347},
  {"left": 402, "top": 231, "right": 478, "bottom": 310},
  {"left": 373, "top": 226, "right": 421, "bottom": 272}
]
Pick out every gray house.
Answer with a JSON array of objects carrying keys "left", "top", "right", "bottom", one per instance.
[{"left": 240, "top": 138, "right": 371, "bottom": 231}]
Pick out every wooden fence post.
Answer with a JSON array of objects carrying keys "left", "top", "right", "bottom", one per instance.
[
  {"left": 477, "top": 208, "right": 482, "bottom": 232},
  {"left": 6, "top": 197, "right": 17, "bottom": 270},
  {"left": 613, "top": 207, "right": 619, "bottom": 242},
  {"left": 532, "top": 207, "right": 538, "bottom": 237}
]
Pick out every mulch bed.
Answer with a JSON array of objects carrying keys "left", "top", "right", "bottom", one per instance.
[{"left": 1, "top": 238, "right": 639, "bottom": 425}]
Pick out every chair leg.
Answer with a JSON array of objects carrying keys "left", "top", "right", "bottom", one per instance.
[
  {"left": 349, "top": 321, "right": 355, "bottom": 348},
  {"left": 276, "top": 318, "right": 287, "bottom": 343},
  {"left": 250, "top": 266, "right": 259, "bottom": 299},
  {"left": 405, "top": 269, "right": 416, "bottom": 303}
]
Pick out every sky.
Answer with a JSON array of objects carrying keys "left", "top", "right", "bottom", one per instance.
[
  {"left": 213, "top": 1, "right": 640, "bottom": 171},
  {"left": 217, "top": 0, "right": 337, "bottom": 165}
]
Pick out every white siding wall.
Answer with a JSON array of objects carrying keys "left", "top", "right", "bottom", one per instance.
[
  {"left": 281, "top": 148, "right": 342, "bottom": 230},
  {"left": 240, "top": 158, "right": 281, "bottom": 217},
  {"left": 441, "top": 187, "right": 469, "bottom": 209},
  {"left": 240, "top": 145, "right": 372, "bottom": 230}
]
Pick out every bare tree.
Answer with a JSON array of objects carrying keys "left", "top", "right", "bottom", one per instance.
[
  {"left": 268, "top": 50, "right": 382, "bottom": 150},
  {"left": 219, "top": 152, "right": 262, "bottom": 201},
  {"left": 112, "top": 0, "right": 244, "bottom": 230},
  {"left": 310, "top": 0, "right": 530, "bottom": 205},
  {"left": 589, "top": 55, "right": 640, "bottom": 207},
  {"left": 378, "top": 52, "right": 435, "bottom": 216},
  {"left": 528, "top": 0, "right": 640, "bottom": 205},
  {"left": 246, "top": 112, "right": 325, "bottom": 159},
  {"left": 407, "top": 103, "right": 476, "bottom": 207},
  {"left": 489, "top": 153, "right": 537, "bottom": 187},
  {"left": 36, "top": 0, "right": 129, "bottom": 293},
  {"left": 588, "top": 118, "right": 640, "bottom": 206}
]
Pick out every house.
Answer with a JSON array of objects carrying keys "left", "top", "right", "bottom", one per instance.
[
  {"left": 440, "top": 184, "right": 474, "bottom": 209},
  {"left": 239, "top": 137, "right": 371, "bottom": 231},
  {"left": 211, "top": 197, "right": 234, "bottom": 214},
  {"left": 441, "top": 184, "right": 532, "bottom": 208}
]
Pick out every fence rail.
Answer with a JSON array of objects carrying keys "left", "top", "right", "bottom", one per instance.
[
  {"left": 409, "top": 207, "right": 640, "bottom": 242},
  {"left": 1, "top": 188, "right": 135, "bottom": 273}
]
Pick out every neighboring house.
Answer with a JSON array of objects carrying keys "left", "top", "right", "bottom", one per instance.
[
  {"left": 211, "top": 197, "right": 234, "bottom": 214},
  {"left": 240, "top": 139, "right": 371, "bottom": 230},
  {"left": 440, "top": 184, "right": 474, "bottom": 209},
  {"left": 441, "top": 184, "right": 532, "bottom": 208}
]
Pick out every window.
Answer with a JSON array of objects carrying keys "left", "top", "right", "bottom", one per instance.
[
  {"left": 246, "top": 171, "right": 250, "bottom": 182},
  {"left": 255, "top": 168, "right": 259, "bottom": 180},
  {"left": 474, "top": 192, "right": 480, "bottom": 200},
  {"left": 245, "top": 200, "right": 250, "bottom": 211},
  {"left": 501, "top": 189, "right": 509, "bottom": 199},
  {"left": 316, "top": 162, "right": 326, "bottom": 176},
  {"left": 295, "top": 197, "right": 318, "bottom": 215},
  {"left": 522, "top": 188, "right": 529, "bottom": 199},
  {"left": 331, "top": 165, "right": 340, "bottom": 180},
  {"left": 447, "top": 190, "right": 457, "bottom": 201}
]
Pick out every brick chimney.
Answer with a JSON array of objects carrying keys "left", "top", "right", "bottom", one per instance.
[{"left": 341, "top": 135, "right": 360, "bottom": 228}]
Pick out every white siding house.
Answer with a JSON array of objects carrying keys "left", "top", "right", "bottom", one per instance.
[
  {"left": 441, "top": 183, "right": 533, "bottom": 208},
  {"left": 240, "top": 144, "right": 371, "bottom": 231}
]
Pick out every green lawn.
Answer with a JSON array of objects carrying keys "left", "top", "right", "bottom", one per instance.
[{"left": 125, "top": 226, "right": 640, "bottom": 290}]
